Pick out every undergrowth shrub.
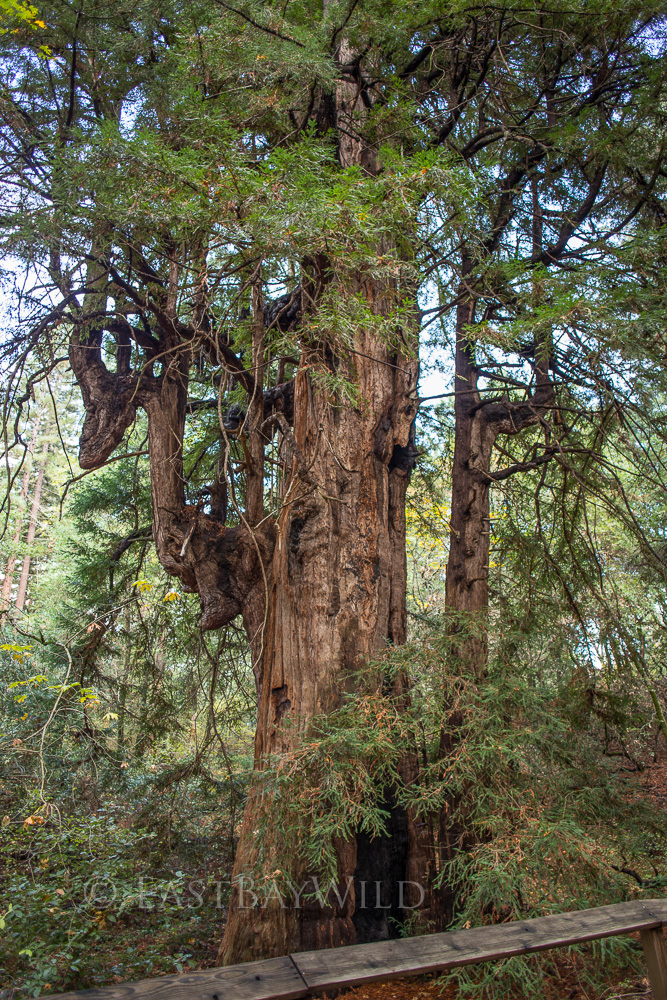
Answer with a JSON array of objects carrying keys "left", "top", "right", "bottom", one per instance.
[
  {"left": 0, "top": 635, "right": 254, "bottom": 998},
  {"left": 253, "top": 615, "right": 667, "bottom": 999}
]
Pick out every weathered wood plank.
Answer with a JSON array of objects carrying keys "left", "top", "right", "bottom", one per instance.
[
  {"left": 42, "top": 957, "right": 308, "bottom": 1000},
  {"left": 641, "top": 928, "right": 667, "bottom": 1000},
  {"left": 293, "top": 900, "right": 665, "bottom": 991},
  {"left": 40, "top": 898, "right": 667, "bottom": 1000}
]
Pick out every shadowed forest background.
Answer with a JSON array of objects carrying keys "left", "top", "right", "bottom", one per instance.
[{"left": 1, "top": 1, "right": 667, "bottom": 998}]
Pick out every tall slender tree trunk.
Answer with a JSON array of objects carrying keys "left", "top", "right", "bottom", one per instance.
[
  {"left": 444, "top": 266, "right": 494, "bottom": 679},
  {"left": 441, "top": 248, "right": 555, "bottom": 918},
  {"left": 1, "top": 413, "right": 42, "bottom": 613},
  {"left": 15, "top": 439, "right": 48, "bottom": 611},
  {"left": 444, "top": 249, "right": 555, "bottom": 675},
  {"left": 117, "top": 604, "right": 132, "bottom": 754}
]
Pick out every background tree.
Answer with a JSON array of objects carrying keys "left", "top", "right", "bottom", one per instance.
[
  {"left": 1, "top": 407, "right": 41, "bottom": 612},
  {"left": 409, "top": 9, "right": 667, "bottom": 678}
]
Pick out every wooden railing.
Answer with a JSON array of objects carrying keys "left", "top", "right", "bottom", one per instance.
[{"left": 45, "top": 899, "right": 667, "bottom": 1000}]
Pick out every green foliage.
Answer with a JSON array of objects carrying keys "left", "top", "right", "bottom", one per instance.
[
  {"left": 0, "top": 1, "right": 46, "bottom": 34},
  {"left": 0, "top": 411, "right": 256, "bottom": 996},
  {"left": 252, "top": 616, "right": 667, "bottom": 997}
]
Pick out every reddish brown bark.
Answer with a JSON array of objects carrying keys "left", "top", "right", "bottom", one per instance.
[
  {"left": 214, "top": 37, "right": 447, "bottom": 959},
  {"left": 437, "top": 253, "right": 556, "bottom": 923},
  {"left": 444, "top": 275, "right": 495, "bottom": 679},
  {"left": 445, "top": 257, "right": 555, "bottom": 678},
  {"left": 69, "top": 230, "right": 439, "bottom": 963},
  {"left": 219, "top": 290, "right": 422, "bottom": 961},
  {"left": 64, "top": 33, "right": 444, "bottom": 965}
]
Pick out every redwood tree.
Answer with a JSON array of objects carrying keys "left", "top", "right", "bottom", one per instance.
[
  {"left": 411, "top": 9, "right": 667, "bottom": 677},
  {"left": 0, "top": 0, "right": 665, "bottom": 964}
]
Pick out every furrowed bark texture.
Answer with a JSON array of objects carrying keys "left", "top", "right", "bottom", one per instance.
[
  {"left": 71, "top": 220, "right": 434, "bottom": 965},
  {"left": 439, "top": 255, "right": 555, "bottom": 922},
  {"left": 220, "top": 294, "right": 422, "bottom": 961},
  {"left": 217, "top": 35, "right": 442, "bottom": 960},
  {"left": 444, "top": 281, "right": 495, "bottom": 678}
]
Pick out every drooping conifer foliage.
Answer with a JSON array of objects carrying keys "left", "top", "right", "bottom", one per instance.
[{"left": 1, "top": 1, "right": 667, "bottom": 996}]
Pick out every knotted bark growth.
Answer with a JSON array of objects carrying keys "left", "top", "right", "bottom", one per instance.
[{"left": 68, "top": 266, "right": 296, "bottom": 640}]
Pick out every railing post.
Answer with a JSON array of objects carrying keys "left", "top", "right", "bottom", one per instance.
[{"left": 641, "top": 928, "right": 667, "bottom": 1000}]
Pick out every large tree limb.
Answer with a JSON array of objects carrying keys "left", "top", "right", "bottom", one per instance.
[{"left": 69, "top": 320, "right": 152, "bottom": 469}]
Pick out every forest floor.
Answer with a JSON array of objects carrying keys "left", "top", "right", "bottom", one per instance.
[{"left": 334, "top": 970, "right": 653, "bottom": 999}]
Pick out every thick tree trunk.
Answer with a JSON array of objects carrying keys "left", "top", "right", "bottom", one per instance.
[
  {"left": 217, "top": 34, "right": 445, "bottom": 960},
  {"left": 220, "top": 282, "right": 431, "bottom": 961},
  {"left": 68, "top": 40, "right": 443, "bottom": 967}
]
